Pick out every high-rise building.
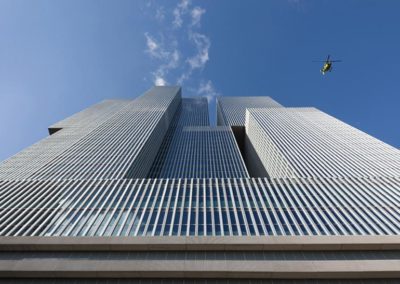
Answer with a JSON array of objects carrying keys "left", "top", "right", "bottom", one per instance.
[{"left": 0, "top": 86, "right": 400, "bottom": 282}]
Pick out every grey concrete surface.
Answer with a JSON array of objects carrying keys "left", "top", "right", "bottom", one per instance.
[{"left": 1, "top": 236, "right": 400, "bottom": 251}]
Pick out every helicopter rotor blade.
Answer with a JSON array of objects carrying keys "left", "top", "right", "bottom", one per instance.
[
  {"left": 312, "top": 60, "right": 326, "bottom": 62},
  {"left": 326, "top": 55, "right": 330, "bottom": 61},
  {"left": 330, "top": 60, "right": 342, "bottom": 62}
]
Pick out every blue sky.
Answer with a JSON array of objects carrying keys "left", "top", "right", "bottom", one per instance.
[{"left": 0, "top": 0, "right": 399, "bottom": 161}]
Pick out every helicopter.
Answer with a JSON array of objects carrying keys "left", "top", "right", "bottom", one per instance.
[{"left": 313, "top": 55, "right": 342, "bottom": 75}]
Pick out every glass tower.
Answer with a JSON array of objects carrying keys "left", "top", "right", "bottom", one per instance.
[{"left": 0, "top": 86, "right": 400, "bottom": 281}]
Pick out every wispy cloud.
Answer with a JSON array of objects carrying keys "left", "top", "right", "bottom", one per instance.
[
  {"left": 172, "top": 9, "right": 183, "bottom": 28},
  {"left": 144, "top": 33, "right": 168, "bottom": 59},
  {"left": 143, "top": 0, "right": 220, "bottom": 97},
  {"left": 191, "top": 6, "right": 206, "bottom": 26},
  {"left": 145, "top": 33, "right": 158, "bottom": 53},
  {"left": 187, "top": 32, "right": 210, "bottom": 70},
  {"left": 173, "top": 0, "right": 190, "bottom": 28},
  {"left": 155, "top": 6, "right": 165, "bottom": 21},
  {"left": 152, "top": 49, "right": 180, "bottom": 86},
  {"left": 154, "top": 76, "right": 167, "bottom": 86},
  {"left": 197, "top": 80, "right": 219, "bottom": 102},
  {"left": 144, "top": 31, "right": 181, "bottom": 85}
]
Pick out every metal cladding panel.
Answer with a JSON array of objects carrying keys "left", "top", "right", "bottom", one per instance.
[
  {"left": 217, "top": 96, "right": 283, "bottom": 126},
  {"left": 150, "top": 127, "right": 249, "bottom": 178},
  {"left": 48, "top": 99, "right": 131, "bottom": 130},
  {"left": 171, "top": 97, "right": 210, "bottom": 127},
  {"left": 0, "top": 86, "right": 181, "bottom": 180},
  {"left": 149, "top": 98, "right": 248, "bottom": 178},
  {"left": 1, "top": 88, "right": 400, "bottom": 280},
  {"left": 0, "top": 101, "right": 130, "bottom": 180},
  {"left": 0, "top": 89, "right": 399, "bottom": 242},
  {"left": 0, "top": 177, "right": 399, "bottom": 237},
  {"left": 246, "top": 107, "right": 400, "bottom": 178}
]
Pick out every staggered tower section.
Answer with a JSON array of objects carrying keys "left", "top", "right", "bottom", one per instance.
[
  {"left": 148, "top": 97, "right": 248, "bottom": 178},
  {"left": 0, "top": 87, "right": 181, "bottom": 180},
  {"left": 0, "top": 86, "right": 399, "bottom": 238},
  {"left": 1, "top": 86, "right": 400, "bottom": 280},
  {"left": 245, "top": 107, "right": 400, "bottom": 178}
]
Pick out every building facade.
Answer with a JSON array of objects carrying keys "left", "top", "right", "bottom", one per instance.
[{"left": 0, "top": 86, "right": 400, "bottom": 282}]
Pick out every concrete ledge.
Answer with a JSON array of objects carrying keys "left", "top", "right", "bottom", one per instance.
[
  {"left": 0, "top": 236, "right": 400, "bottom": 251},
  {"left": 0, "top": 259, "right": 399, "bottom": 279}
]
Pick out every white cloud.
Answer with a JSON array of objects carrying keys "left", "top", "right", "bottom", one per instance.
[
  {"left": 144, "top": 33, "right": 169, "bottom": 59},
  {"left": 177, "top": 32, "right": 211, "bottom": 85},
  {"left": 143, "top": 0, "right": 218, "bottom": 97},
  {"left": 170, "top": 50, "right": 180, "bottom": 68},
  {"left": 173, "top": 8, "right": 183, "bottom": 28},
  {"left": 191, "top": 7, "right": 206, "bottom": 26},
  {"left": 145, "top": 33, "right": 157, "bottom": 52},
  {"left": 173, "top": 0, "right": 191, "bottom": 28},
  {"left": 154, "top": 76, "right": 167, "bottom": 86},
  {"left": 197, "top": 80, "right": 219, "bottom": 102},
  {"left": 198, "top": 80, "right": 216, "bottom": 94},
  {"left": 155, "top": 7, "right": 165, "bottom": 21},
  {"left": 162, "top": 49, "right": 180, "bottom": 71},
  {"left": 187, "top": 32, "right": 210, "bottom": 70},
  {"left": 177, "top": 72, "right": 190, "bottom": 85},
  {"left": 178, "top": 0, "right": 190, "bottom": 10},
  {"left": 145, "top": 33, "right": 180, "bottom": 86}
]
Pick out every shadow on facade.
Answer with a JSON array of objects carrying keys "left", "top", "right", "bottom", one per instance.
[{"left": 231, "top": 126, "right": 269, "bottom": 178}]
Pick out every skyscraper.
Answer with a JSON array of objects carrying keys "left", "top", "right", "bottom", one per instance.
[{"left": 0, "top": 86, "right": 400, "bottom": 282}]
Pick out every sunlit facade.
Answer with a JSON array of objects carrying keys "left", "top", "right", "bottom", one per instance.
[{"left": 0, "top": 86, "right": 400, "bottom": 281}]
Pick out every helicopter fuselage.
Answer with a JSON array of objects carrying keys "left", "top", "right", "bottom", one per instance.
[{"left": 321, "top": 62, "right": 332, "bottom": 74}]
